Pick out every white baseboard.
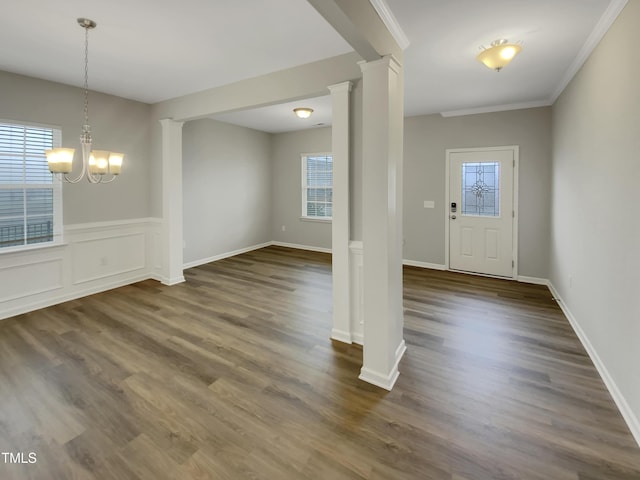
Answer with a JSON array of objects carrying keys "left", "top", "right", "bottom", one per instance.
[
  {"left": 402, "top": 259, "right": 446, "bottom": 270},
  {"left": 183, "top": 242, "right": 272, "bottom": 269},
  {"left": 359, "top": 340, "right": 406, "bottom": 391},
  {"left": 160, "top": 275, "right": 186, "bottom": 286},
  {"left": 270, "top": 241, "right": 331, "bottom": 254},
  {"left": 330, "top": 328, "right": 352, "bottom": 344},
  {"left": 404, "top": 261, "right": 551, "bottom": 288},
  {"left": 0, "top": 271, "right": 150, "bottom": 321},
  {"left": 548, "top": 282, "right": 640, "bottom": 448},
  {"left": 517, "top": 275, "right": 550, "bottom": 286}
]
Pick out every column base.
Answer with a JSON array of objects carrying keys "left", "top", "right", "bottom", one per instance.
[
  {"left": 359, "top": 340, "right": 406, "bottom": 390},
  {"left": 330, "top": 328, "right": 353, "bottom": 344}
]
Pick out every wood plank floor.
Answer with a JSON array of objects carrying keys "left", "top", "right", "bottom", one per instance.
[{"left": 1, "top": 245, "right": 639, "bottom": 479}]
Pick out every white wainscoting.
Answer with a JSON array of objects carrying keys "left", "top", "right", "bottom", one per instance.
[{"left": 0, "top": 218, "right": 161, "bottom": 321}]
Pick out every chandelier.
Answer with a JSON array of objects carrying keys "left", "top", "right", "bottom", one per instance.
[{"left": 46, "top": 18, "right": 124, "bottom": 183}]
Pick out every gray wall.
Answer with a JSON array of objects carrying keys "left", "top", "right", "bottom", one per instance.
[
  {"left": 271, "top": 127, "right": 332, "bottom": 249},
  {"left": 403, "top": 108, "right": 552, "bottom": 278},
  {"left": 0, "top": 71, "right": 151, "bottom": 224},
  {"left": 182, "top": 119, "right": 272, "bottom": 264},
  {"left": 550, "top": 2, "right": 640, "bottom": 430}
]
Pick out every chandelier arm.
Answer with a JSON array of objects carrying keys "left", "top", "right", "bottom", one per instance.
[
  {"left": 98, "top": 175, "right": 118, "bottom": 184},
  {"left": 62, "top": 173, "right": 84, "bottom": 184},
  {"left": 61, "top": 145, "right": 89, "bottom": 183}
]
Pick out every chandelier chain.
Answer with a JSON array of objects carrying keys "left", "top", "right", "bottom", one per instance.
[
  {"left": 45, "top": 18, "right": 123, "bottom": 184},
  {"left": 83, "top": 25, "right": 90, "bottom": 127}
]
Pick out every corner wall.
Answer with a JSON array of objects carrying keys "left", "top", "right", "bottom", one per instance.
[
  {"left": 0, "top": 70, "right": 156, "bottom": 321},
  {"left": 550, "top": 1, "right": 640, "bottom": 443},
  {"left": 182, "top": 119, "right": 272, "bottom": 266},
  {"left": 271, "top": 127, "right": 333, "bottom": 250},
  {"left": 403, "top": 108, "right": 552, "bottom": 278},
  {"left": 0, "top": 71, "right": 151, "bottom": 224}
]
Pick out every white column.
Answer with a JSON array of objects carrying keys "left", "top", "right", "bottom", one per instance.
[
  {"left": 328, "top": 81, "right": 353, "bottom": 344},
  {"left": 359, "top": 55, "right": 406, "bottom": 390},
  {"left": 160, "top": 118, "right": 185, "bottom": 285}
]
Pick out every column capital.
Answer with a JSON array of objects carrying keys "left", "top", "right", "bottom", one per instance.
[
  {"left": 328, "top": 81, "right": 353, "bottom": 94},
  {"left": 358, "top": 54, "right": 402, "bottom": 74},
  {"left": 159, "top": 118, "right": 185, "bottom": 129}
]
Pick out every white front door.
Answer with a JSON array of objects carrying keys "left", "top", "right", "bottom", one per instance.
[{"left": 447, "top": 147, "right": 516, "bottom": 278}]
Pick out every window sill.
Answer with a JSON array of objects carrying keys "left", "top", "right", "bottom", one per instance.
[
  {"left": 0, "top": 241, "right": 67, "bottom": 256},
  {"left": 299, "top": 216, "right": 332, "bottom": 224}
]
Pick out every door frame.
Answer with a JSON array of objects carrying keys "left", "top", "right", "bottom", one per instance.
[{"left": 444, "top": 145, "right": 520, "bottom": 278}]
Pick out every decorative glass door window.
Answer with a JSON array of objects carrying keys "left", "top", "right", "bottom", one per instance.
[{"left": 461, "top": 162, "right": 500, "bottom": 216}]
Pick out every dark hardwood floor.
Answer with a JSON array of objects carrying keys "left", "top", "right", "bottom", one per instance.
[{"left": 1, "top": 245, "right": 639, "bottom": 479}]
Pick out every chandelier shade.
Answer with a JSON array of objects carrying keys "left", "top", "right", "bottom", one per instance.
[
  {"left": 477, "top": 39, "right": 522, "bottom": 72},
  {"left": 45, "top": 18, "right": 124, "bottom": 183}
]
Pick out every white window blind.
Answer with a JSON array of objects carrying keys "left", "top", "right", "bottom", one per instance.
[
  {"left": 0, "top": 121, "right": 62, "bottom": 250},
  {"left": 302, "top": 153, "right": 333, "bottom": 219}
]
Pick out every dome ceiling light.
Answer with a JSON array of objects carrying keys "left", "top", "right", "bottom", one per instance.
[
  {"left": 293, "top": 107, "right": 314, "bottom": 119},
  {"left": 477, "top": 39, "right": 522, "bottom": 72}
]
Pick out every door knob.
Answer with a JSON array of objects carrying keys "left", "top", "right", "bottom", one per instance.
[{"left": 450, "top": 214, "right": 457, "bottom": 219}]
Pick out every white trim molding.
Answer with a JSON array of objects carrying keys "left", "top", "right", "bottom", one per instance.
[
  {"left": 548, "top": 281, "right": 640, "bottom": 448},
  {"left": 403, "top": 259, "right": 446, "bottom": 270},
  {"left": 0, "top": 218, "right": 159, "bottom": 321},
  {"left": 517, "top": 275, "right": 550, "bottom": 286},
  {"left": 270, "top": 241, "right": 331, "bottom": 254},
  {"left": 369, "top": 0, "right": 410, "bottom": 50},
  {"left": 183, "top": 242, "right": 272, "bottom": 269},
  {"left": 551, "top": 0, "right": 628, "bottom": 102},
  {"left": 440, "top": 100, "right": 551, "bottom": 118}
]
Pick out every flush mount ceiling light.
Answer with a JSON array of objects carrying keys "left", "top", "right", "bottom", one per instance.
[
  {"left": 46, "top": 18, "right": 124, "bottom": 183},
  {"left": 293, "top": 107, "right": 314, "bottom": 119},
  {"left": 477, "top": 39, "right": 522, "bottom": 72}
]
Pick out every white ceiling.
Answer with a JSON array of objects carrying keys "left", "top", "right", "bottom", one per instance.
[
  {"left": 0, "top": 0, "right": 352, "bottom": 104},
  {"left": 0, "top": 0, "right": 622, "bottom": 132},
  {"left": 387, "top": 0, "right": 617, "bottom": 117}
]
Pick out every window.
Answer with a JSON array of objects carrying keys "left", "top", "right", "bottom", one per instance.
[
  {"left": 0, "top": 121, "right": 62, "bottom": 250},
  {"left": 301, "top": 153, "right": 332, "bottom": 219}
]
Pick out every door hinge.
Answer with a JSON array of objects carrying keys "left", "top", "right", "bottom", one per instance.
[
  {"left": 513, "top": 159, "right": 515, "bottom": 167},
  {"left": 512, "top": 260, "right": 515, "bottom": 268},
  {"left": 512, "top": 210, "right": 515, "bottom": 218}
]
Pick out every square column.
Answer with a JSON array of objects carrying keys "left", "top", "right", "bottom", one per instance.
[
  {"left": 359, "top": 55, "right": 406, "bottom": 390},
  {"left": 328, "top": 81, "right": 353, "bottom": 344},
  {"left": 160, "top": 118, "right": 185, "bottom": 285}
]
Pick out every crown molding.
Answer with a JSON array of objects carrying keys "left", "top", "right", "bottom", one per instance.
[
  {"left": 440, "top": 100, "right": 552, "bottom": 118},
  {"left": 369, "top": 0, "right": 410, "bottom": 50},
  {"left": 551, "top": 0, "right": 628, "bottom": 101}
]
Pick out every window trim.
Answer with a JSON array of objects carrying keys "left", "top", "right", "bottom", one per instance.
[
  {"left": 301, "top": 152, "right": 333, "bottom": 221},
  {"left": 0, "top": 119, "right": 63, "bottom": 254}
]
